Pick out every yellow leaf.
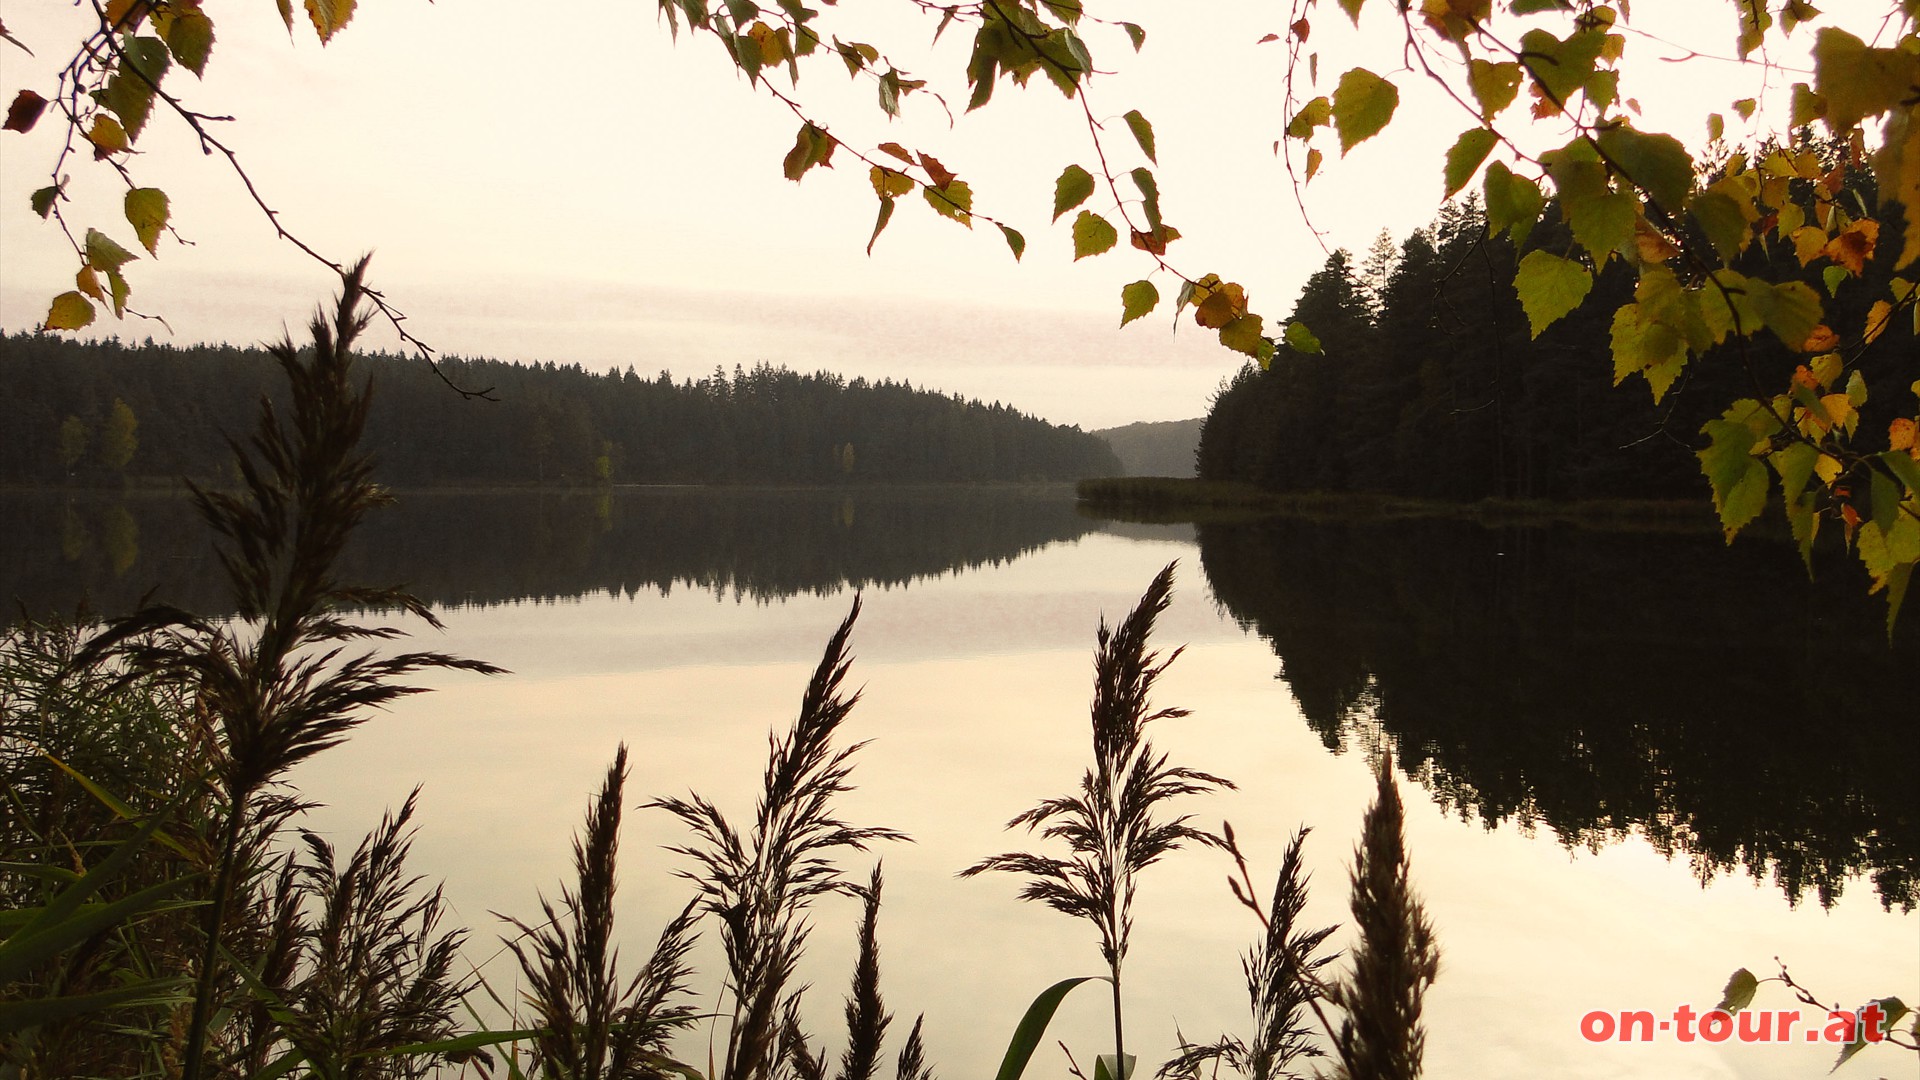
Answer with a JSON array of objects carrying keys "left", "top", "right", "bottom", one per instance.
[
  {"left": 1810, "top": 352, "right": 1844, "bottom": 389},
  {"left": 870, "top": 166, "right": 913, "bottom": 199},
  {"left": 124, "top": 187, "right": 169, "bottom": 254},
  {"left": 1865, "top": 300, "right": 1895, "bottom": 344},
  {"left": 87, "top": 115, "right": 129, "bottom": 156},
  {"left": 1891, "top": 417, "right": 1917, "bottom": 452},
  {"left": 1791, "top": 225, "right": 1830, "bottom": 265},
  {"left": 1306, "top": 147, "right": 1324, "bottom": 182},
  {"left": 1872, "top": 103, "right": 1920, "bottom": 269},
  {"left": 1815, "top": 453, "right": 1844, "bottom": 485},
  {"left": 45, "top": 291, "right": 95, "bottom": 330}
]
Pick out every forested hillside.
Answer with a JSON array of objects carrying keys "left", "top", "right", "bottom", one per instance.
[
  {"left": 1199, "top": 193, "right": 1915, "bottom": 503},
  {"left": 1093, "top": 418, "right": 1202, "bottom": 477},
  {"left": 0, "top": 335, "right": 1120, "bottom": 486}
]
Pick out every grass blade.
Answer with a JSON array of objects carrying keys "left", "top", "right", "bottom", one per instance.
[{"left": 992, "top": 976, "right": 1111, "bottom": 1080}]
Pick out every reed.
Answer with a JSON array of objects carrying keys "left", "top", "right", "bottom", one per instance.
[
  {"left": 57, "top": 260, "right": 501, "bottom": 1079},
  {"left": 648, "top": 597, "right": 907, "bottom": 1080},
  {"left": 964, "top": 561, "right": 1233, "bottom": 1080},
  {"left": 504, "top": 744, "right": 701, "bottom": 1079}
]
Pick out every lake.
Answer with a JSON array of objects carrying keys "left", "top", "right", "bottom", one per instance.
[{"left": 9, "top": 487, "right": 1916, "bottom": 1079}]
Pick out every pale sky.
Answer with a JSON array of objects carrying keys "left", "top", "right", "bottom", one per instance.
[{"left": 0, "top": 1, "right": 1868, "bottom": 428}]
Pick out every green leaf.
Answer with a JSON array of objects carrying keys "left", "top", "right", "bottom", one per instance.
[
  {"left": 1053, "top": 164, "right": 1095, "bottom": 222},
  {"left": 1691, "top": 192, "right": 1751, "bottom": 260},
  {"left": 85, "top": 228, "right": 139, "bottom": 273},
  {"left": 1331, "top": 68, "right": 1397, "bottom": 154},
  {"left": 1567, "top": 191, "right": 1638, "bottom": 258},
  {"left": 1121, "top": 280, "right": 1158, "bottom": 327},
  {"left": 1608, "top": 302, "right": 1687, "bottom": 402},
  {"left": 1716, "top": 968, "right": 1759, "bottom": 1013},
  {"left": 1518, "top": 27, "right": 1603, "bottom": 108},
  {"left": 1812, "top": 29, "right": 1920, "bottom": 133},
  {"left": 1594, "top": 126, "right": 1694, "bottom": 211},
  {"left": 999, "top": 224, "right": 1026, "bottom": 262},
  {"left": 1836, "top": 998, "right": 1910, "bottom": 1070},
  {"left": 1881, "top": 450, "right": 1920, "bottom": 497},
  {"left": 1219, "top": 313, "right": 1265, "bottom": 356},
  {"left": 1772, "top": 442, "right": 1821, "bottom": 505},
  {"left": 0, "top": 979, "right": 191, "bottom": 1031},
  {"left": 782, "top": 123, "right": 834, "bottom": 181},
  {"left": 1130, "top": 168, "right": 1161, "bottom": 231},
  {"left": 1511, "top": 0, "right": 1573, "bottom": 12},
  {"left": 1122, "top": 109, "right": 1156, "bottom": 163},
  {"left": 923, "top": 179, "right": 972, "bottom": 225},
  {"left": 1514, "top": 251, "right": 1592, "bottom": 338},
  {"left": 1121, "top": 22, "right": 1144, "bottom": 51},
  {"left": 1286, "top": 96, "right": 1331, "bottom": 140},
  {"left": 124, "top": 188, "right": 169, "bottom": 254},
  {"left": 866, "top": 197, "right": 895, "bottom": 255},
  {"left": 1467, "top": 59, "right": 1523, "bottom": 119},
  {"left": 1072, "top": 210, "right": 1117, "bottom": 260},
  {"left": 1822, "top": 264, "right": 1849, "bottom": 296},
  {"left": 1336, "top": 0, "right": 1365, "bottom": 26},
  {"left": 1284, "top": 320, "right": 1322, "bottom": 354},
  {"left": 1444, "top": 128, "right": 1498, "bottom": 198},
  {"left": 161, "top": 8, "right": 216, "bottom": 77},
  {"left": 105, "top": 35, "right": 171, "bottom": 141},
  {"left": 991, "top": 977, "right": 1112, "bottom": 1080},
  {"left": 30, "top": 185, "right": 60, "bottom": 219},
  {"left": 44, "top": 292, "right": 95, "bottom": 331},
  {"left": 1749, "top": 280, "right": 1822, "bottom": 351},
  {"left": 1093, "top": 1055, "right": 1136, "bottom": 1080},
  {"left": 1697, "top": 401, "right": 1777, "bottom": 541},
  {"left": 1484, "top": 162, "right": 1544, "bottom": 248}
]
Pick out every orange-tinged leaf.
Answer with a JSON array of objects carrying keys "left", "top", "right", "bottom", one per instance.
[
  {"left": 918, "top": 152, "right": 955, "bottom": 190},
  {"left": 75, "top": 266, "right": 106, "bottom": 303},
  {"left": 104, "top": 0, "right": 151, "bottom": 31},
  {"left": 1129, "top": 224, "right": 1180, "bottom": 256},
  {"left": 1306, "top": 147, "right": 1324, "bottom": 181},
  {"left": 1289, "top": 18, "right": 1309, "bottom": 41},
  {"left": 1802, "top": 325, "right": 1841, "bottom": 352},
  {"left": 1633, "top": 218, "right": 1681, "bottom": 264},
  {"left": 305, "top": 0, "right": 355, "bottom": 43},
  {"left": 1193, "top": 280, "right": 1247, "bottom": 329},
  {"left": 1793, "top": 364, "right": 1821, "bottom": 391},
  {"left": 45, "top": 291, "right": 95, "bottom": 330},
  {"left": 1821, "top": 218, "right": 1879, "bottom": 275},
  {"left": 878, "top": 142, "right": 914, "bottom": 164},
  {"left": 1865, "top": 300, "right": 1895, "bottom": 344},
  {"left": 1891, "top": 417, "right": 1917, "bottom": 452}
]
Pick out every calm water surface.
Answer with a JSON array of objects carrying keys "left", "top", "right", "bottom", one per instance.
[{"left": 11, "top": 488, "right": 1916, "bottom": 1079}]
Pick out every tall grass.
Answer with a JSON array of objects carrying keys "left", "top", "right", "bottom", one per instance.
[
  {"left": 964, "top": 561, "right": 1234, "bottom": 1080},
  {"left": 505, "top": 744, "right": 701, "bottom": 1079},
  {"left": 648, "top": 597, "right": 908, "bottom": 1080}
]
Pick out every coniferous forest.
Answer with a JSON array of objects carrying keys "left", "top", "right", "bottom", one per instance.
[
  {"left": 1198, "top": 194, "right": 1916, "bottom": 503},
  {"left": 0, "top": 335, "right": 1121, "bottom": 487}
]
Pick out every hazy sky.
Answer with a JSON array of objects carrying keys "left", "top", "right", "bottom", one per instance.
[{"left": 0, "top": 2, "right": 1859, "bottom": 427}]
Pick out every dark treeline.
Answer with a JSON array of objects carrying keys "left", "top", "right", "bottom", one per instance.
[
  {"left": 1198, "top": 187, "right": 1914, "bottom": 501},
  {"left": 0, "top": 334, "right": 1120, "bottom": 487},
  {"left": 1197, "top": 516, "right": 1917, "bottom": 911},
  {"left": 2, "top": 487, "right": 1097, "bottom": 618}
]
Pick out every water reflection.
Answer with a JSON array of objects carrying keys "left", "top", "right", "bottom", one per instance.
[
  {"left": 0, "top": 486, "right": 1098, "bottom": 617},
  {"left": 1194, "top": 516, "right": 1919, "bottom": 910}
]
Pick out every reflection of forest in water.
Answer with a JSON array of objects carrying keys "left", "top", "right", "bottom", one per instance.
[
  {"left": 1, "top": 487, "right": 1097, "bottom": 618},
  {"left": 1196, "top": 517, "right": 1918, "bottom": 911}
]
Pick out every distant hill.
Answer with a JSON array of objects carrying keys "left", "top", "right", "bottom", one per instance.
[{"left": 1094, "top": 418, "right": 1202, "bottom": 477}]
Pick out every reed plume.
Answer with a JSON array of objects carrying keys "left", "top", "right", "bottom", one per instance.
[
  {"left": 1159, "top": 824, "right": 1338, "bottom": 1080},
  {"left": 506, "top": 744, "right": 701, "bottom": 1080},
  {"left": 649, "top": 597, "right": 906, "bottom": 1080},
  {"left": 963, "top": 562, "right": 1233, "bottom": 1079},
  {"left": 67, "top": 259, "right": 502, "bottom": 1079}
]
